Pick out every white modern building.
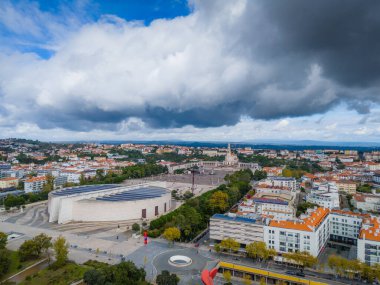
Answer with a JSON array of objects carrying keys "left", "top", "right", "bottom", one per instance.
[
  {"left": 352, "top": 193, "right": 380, "bottom": 212},
  {"left": 48, "top": 183, "right": 171, "bottom": 224},
  {"left": 210, "top": 213, "right": 265, "bottom": 246},
  {"left": 357, "top": 216, "right": 380, "bottom": 265},
  {"left": 306, "top": 182, "right": 340, "bottom": 209},
  {"left": 24, "top": 176, "right": 47, "bottom": 193},
  {"left": 264, "top": 207, "right": 330, "bottom": 256},
  {"left": 239, "top": 197, "right": 294, "bottom": 220},
  {"left": 261, "top": 177, "right": 298, "bottom": 192}
]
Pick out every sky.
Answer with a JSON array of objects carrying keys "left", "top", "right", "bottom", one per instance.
[{"left": 0, "top": 0, "right": 380, "bottom": 142}]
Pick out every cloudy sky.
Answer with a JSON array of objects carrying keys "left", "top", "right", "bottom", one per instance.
[{"left": 0, "top": 0, "right": 379, "bottom": 142}]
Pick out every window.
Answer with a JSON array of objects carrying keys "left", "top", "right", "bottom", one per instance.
[
  {"left": 155, "top": 206, "right": 159, "bottom": 216},
  {"left": 142, "top": 209, "right": 146, "bottom": 219}
]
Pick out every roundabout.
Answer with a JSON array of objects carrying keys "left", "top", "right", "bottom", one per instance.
[{"left": 168, "top": 255, "right": 193, "bottom": 267}]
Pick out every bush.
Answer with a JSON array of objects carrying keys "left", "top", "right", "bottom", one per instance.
[{"left": 132, "top": 223, "right": 140, "bottom": 232}]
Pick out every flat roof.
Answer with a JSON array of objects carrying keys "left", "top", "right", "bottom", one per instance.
[
  {"left": 51, "top": 184, "right": 122, "bottom": 196},
  {"left": 211, "top": 214, "right": 263, "bottom": 225},
  {"left": 96, "top": 186, "right": 168, "bottom": 202}
]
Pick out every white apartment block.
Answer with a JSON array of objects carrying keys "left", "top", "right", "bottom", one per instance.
[
  {"left": 210, "top": 213, "right": 265, "bottom": 246},
  {"left": 329, "top": 210, "right": 365, "bottom": 245},
  {"left": 306, "top": 182, "right": 340, "bottom": 209},
  {"left": 352, "top": 193, "right": 380, "bottom": 212},
  {"left": 262, "top": 176, "right": 298, "bottom": 192},
  {"left": 60, "top": 170, "right": 82, "bottom": 184},
  {"left": 264, "top": 207, "right": 330, "bottom": 256},
  {"left": 24, "top": 176, "right": 47, "bottom": 193},
  {"left": 239, "top": 197, "right": 294, "bottom": 220},
  {"left": 357, "top": 217, "right": 380, "bottom": 265}
]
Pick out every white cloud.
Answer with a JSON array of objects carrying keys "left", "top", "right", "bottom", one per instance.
[{"left": 0, "top": 0, "right": 379, "bottom": 141}]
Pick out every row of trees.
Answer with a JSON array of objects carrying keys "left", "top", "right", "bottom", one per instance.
[
  {"left": 2, "top": 191, "right": 49, "bottom": 210},
  {"left": 328, "top": 255, "right": 380, "bottom": 282},
  {"left": 83, "top": 260, "right": 149, "bottom": 285},
  {"left": 0, "top": 232, "right": 69, "bottom": 279},
  {"left": 79, "top": 164, "right": 167, "bottom": 185},
  {"left": 148, "top": 169, "right": 254, "bottom": 241}
]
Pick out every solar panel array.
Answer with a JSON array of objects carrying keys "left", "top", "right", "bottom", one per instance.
[
  {"left": 52, "top": 184, "right": 122, "bottom": 196},
  {"left": 96, "top": 186, "right": 167, "bottom": 202}
]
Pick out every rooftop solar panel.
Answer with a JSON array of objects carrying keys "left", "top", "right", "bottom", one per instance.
[
  {"left": 52, "top": 184, "right": 122, "bottom": 196},
  {"left": 95, "top": 186, "right": 168, "bottom": 202}
]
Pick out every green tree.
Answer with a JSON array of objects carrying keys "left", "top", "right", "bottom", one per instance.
[
  {"left": 246, "top": 241, "right": 276, "bottom": 261},
  {"left": 283, "top": 251, "right": 317, "bottom": 270},
  {"left": 223, "top": 270, "right": 232, "bottom": 283},
  {"left": 42, "top": 174, "right": 55, "bottom": 192},
  {"left": 163, "top": 227, "right": 181, "bottom": 244},
  {"left": 83, "top": 269, "right": 105, "bottom": 285},
  {"left": 214, "top": 243, "right": 221, "bottom": 254},
  {"left": 33, "top": 233, "right": 52, "bottom": 257},
  {"left": 0, "top": 232, "right": 7, "bottom": 249},
  {"left": 220, "top": 238, "right": 240, "bottom": 253},
  {"left": 132, "top": 223, "right": 140, "bottom": 232},
  {"left": 156, "top": 270, "right": 180, "bottom": 285},
  {"left": 0, "top": 249, "right": 11, "bottom": 278},
  {"left": 53, "top": 235, "right": 69, "bottom": 267},
  {"left": 19, "top": 239, "right": 39, "bottom": 261},
  {"left": 243, "top": 274, "right": 252, "bottom": 285},
  {"left": 208, "top": 191, "right": 229, "bottom": 212},
  {"left": 252, "top": 170, "right": 267, "bottom": 181}
]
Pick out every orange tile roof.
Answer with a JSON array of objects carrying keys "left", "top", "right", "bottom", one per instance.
[
  {"left": 25, "top": 176, "right": 47, "bottom": 183},
  {"left": 360, "top": 217, "right": 380, "bottom": 242},
  {"left": 331, "top": 209, "right": 369, "bottom": 218},
  {"left": 269, "top": 207, "right": 330, "bottom": 232},
  {"left": 0, "top": 177, "right": 18, "bottom": 181}
]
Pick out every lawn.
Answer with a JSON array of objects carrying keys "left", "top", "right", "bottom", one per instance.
[
  {"left": 19, "top": 262, "right": 89, "bottom": 285},
  {"left": 1, "top": 250, "right": 41, "bottom": 281}
]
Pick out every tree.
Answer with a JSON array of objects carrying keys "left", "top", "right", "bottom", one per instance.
[
  {"left": 163, "top": 227, "right": 180, "bottom": 244},
  {"left": 214, "top": 243, "right": 221, "bottom": 254},
  {"left": 53, "top": 235, "right": 69, "bottom": 267},
  {"left": 246, "top": 241, "right": 275, "bottom": 261},
  {"left": 0, "top": 249, "right": 11, "bottom": 278},
  {"left": 18, "top": 234, "right": 52, "bottom": 261},
  {"left": 223, "top": 270, "right": 232, "bottom": 283},
  {"left": 33, "top": 233, "right": 52, "bottom": 257},
  {"left": 156, "top": 270, "right": 180, "bottom": 285},
  {"left": 209, "top": 191, "right": 229, "bottom": 212},
  {"left": 220, "top": 238, "right": 240, "bottom": 253},
  {"left": 243, "top": 274, "right": 252, "bottom": 285},
  {"left": 19, "top": 239, "right": 39, "bottom": 261},
  {"left": 283, "top": 251, "right": 317, "bottom": 270},
  {"left": 42, "top": 174, "right": 55, "bottom": 192},
  {"left": 0, "top": 232, "right": 7, "bottom": 249},
  {"left": 83, "top": 269, "right": 106, "bottom": 285},
  {"left": 132, "top": 223, "right": 140, "bottom": 232},
  {"left": 252, "top": 170, "right": 267, "bottom": 181}
]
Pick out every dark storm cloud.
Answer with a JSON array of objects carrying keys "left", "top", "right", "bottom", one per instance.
[{"left": 257, "top": 0, "right": 380, "bottom": 87}]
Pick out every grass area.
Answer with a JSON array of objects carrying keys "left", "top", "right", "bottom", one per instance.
[
  {"left": 1, "top": 250, "right": 41, "bottom": 281},
  {"left": 19, "top": 262, "right": 88, "bottom": 285}
]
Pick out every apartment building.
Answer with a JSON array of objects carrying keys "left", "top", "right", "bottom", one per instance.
[
  {"left": 306, "top": 183, "right": 340, "bottom": 209},
  {"left": 352, "top": 193, "right": 380, "bottom": 212},
  {"left": 335, "top": 180, "right": 357, "bottom": 194},
  {"left": 329, "top": 210, "right": 368, "bottom": 245},
  {"left": 0, "top": 177, "right": 19, "bottom": 190},
  {"left": 261, "top": 176, "right": 298, "bottom": 192},
  {"left": 24, "top": 176, "right": 47, "bottom": 193},
  {"left": 240, "top": 197, "right": 294, "bottom": 220},
  {"left": 357, "top": 217, "right": 380, "bottom": 265},
  {"left": 210, "top": 214, "right": 265, "bottom": 246}
]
